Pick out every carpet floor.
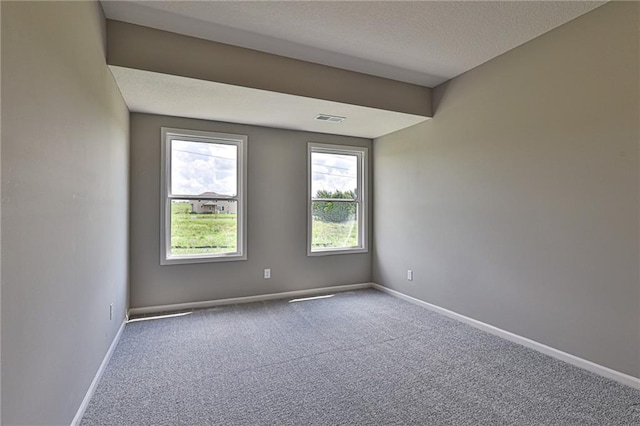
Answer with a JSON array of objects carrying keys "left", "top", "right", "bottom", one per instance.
[{"left": 81, "top": 289, "right": 640, "bottom": 425}]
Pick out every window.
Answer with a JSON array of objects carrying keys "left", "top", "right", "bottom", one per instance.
[
  {"left": 161, "top": 128, "right": 247, "bottom": 265},
  {"left": 308, "top": 143, "right": 368, "bottom": 255}
]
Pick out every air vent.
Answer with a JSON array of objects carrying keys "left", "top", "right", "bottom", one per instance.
[{"left": 315, "top": 114, "right": 346, "bottom": 123}]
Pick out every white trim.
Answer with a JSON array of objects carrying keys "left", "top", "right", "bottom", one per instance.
[
  {"left": 71, "top": 320, "right": 127, "bottom": 426},
  {"left": 160, "top": 127, "right": 248, "bottom": 265},
  {"left": 307, "top": 142, "right": 369, "bottom": 256},
  {"left": 128, "top": 282, "right": 373, "bottom": 317},
  {"left": 371, "top": 283, "right": 640, "bottom": 390}
]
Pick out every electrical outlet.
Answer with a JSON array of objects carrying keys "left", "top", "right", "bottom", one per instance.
[
  {"left": 264, "top": 268, "right": 271, "bottom": 279},
  {"left": 110, "top": 303, "right": 113, "bottom": 320},
  {"left": 407, "top": 270, "right": 413, "bottom": 281}
]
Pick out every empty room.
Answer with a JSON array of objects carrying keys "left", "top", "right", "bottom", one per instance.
[{"left": 2, "top": 0, "right": 640, "bottom": 424}]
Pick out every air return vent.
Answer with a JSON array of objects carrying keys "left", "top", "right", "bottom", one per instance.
[{"left": 315, "top": 114, "right": 346, "bottom": 123}]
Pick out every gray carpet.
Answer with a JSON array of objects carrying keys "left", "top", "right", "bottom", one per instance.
[{"left": 81, "top": 289, "right": 640, "bottom": 425}]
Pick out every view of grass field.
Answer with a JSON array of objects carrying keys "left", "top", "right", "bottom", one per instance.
[
  {"left": 311, "top": 197, "right": 359, "bottom": 249},
  {"left": 170, "top": 201, "right": 358, "bottom": 255},
  {"left": 170, "top": 202, "right": 237, "bottom": 255},
  {"left": 311, "top": 217, "right": 358, "bottom": 249}
]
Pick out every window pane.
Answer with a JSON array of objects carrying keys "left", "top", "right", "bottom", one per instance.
[
  {"left": 171, "top": 140, "right": 237, "bottom": 197},
  {"left": 170, "top": 199, "right": 238, "bottom": 256},
  {"left": 311, "top": 152, "right": 357, "bottom": 199},
  {"left": 311, "top": 201, "right": 358, "bottom": 249}
]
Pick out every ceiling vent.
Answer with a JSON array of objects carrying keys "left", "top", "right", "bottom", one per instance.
[{"left": 315, "top": 114, "right": 345, "bottom": 123}]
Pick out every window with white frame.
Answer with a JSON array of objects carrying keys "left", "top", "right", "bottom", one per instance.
[
  {"left": 161, "top": 128, "right": 247, "bottom": 265},
  {"left": 308, "top": 143, "right": 368, "bottom": 255}
]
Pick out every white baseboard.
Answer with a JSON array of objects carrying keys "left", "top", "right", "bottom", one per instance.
[
  {"left": 371, "top": 283, "right": 640, "bottom": 390},
  {"left": 128, "top": 282, "right": 373, "bottom": 317},
  {"left": 71, "top": 320, "right": 126, "bottom": 426}
]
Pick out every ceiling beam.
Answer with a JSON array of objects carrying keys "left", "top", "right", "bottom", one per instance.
[{"left": 106, "top": 20, "right": 432, "bottom": 117}]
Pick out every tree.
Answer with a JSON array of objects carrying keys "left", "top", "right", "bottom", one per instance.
[{"left": 313, "top": 189, "right": 356, "bottom": 222}]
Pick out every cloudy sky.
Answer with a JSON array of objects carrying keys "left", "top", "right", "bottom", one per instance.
[
  {"left": 171, "top": 140, "right": 237, "bottom": 197},
  {"left": 311, "top": 152, "right": 357, "bottom": 197},
  {"left": 170, "top": 140, "right": 357, "bottom": 198}
]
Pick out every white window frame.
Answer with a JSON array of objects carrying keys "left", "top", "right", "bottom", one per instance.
[
  {"left": 160, "top": 127, "right": 247, "bottom": 265},
  {"left": 307, "top": 142, "right": 368, "bottom": 256}
]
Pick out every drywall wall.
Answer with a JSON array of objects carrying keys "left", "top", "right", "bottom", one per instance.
[
  {"left": 373, "top": 2, "right": 640, "bottom": 378},
  {"left": 1, "top": 2, "right": 129, "bottom": 424},
  {"left": 130, "top": 113, "right": 371, "bottom": 309},
  {"left": 106, "top": 20, "right": 432, "bottom": 117},
  {"left": 0, "top": 1, "right": 3, "bottom": 421}
]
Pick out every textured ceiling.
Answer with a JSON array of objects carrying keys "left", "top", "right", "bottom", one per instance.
[
  {"left": 101, "top": 1, "right": 606, "bottom": 87},
  {"left": 102, "top": 1, "right": 606, "bottom": 137}
]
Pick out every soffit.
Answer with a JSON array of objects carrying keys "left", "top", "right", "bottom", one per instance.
[{"left": 110, "top": 66, "right": 428, "bottom": 139}]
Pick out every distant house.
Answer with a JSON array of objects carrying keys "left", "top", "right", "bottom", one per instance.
[{"left": 190, "top": 192, "right": 237, "bottom": 214}]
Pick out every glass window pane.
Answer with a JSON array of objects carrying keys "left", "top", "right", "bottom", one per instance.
[
  {"left": 171, "top": 140, "right": 237, "bottom": 196},
  {"left": 170, "top": 199, "right": 238, "bottom": 256},
  {"left": 311, "top": 152, "right": 357, "bottom": 199},
  {"left": 311, "top": 201, "right": 358, "bottom": 250}
]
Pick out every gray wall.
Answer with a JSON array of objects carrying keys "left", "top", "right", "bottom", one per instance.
[
  {"left": 0, "top": 1, "right": 3, "bottom": 421},
  {"left": 130, "top": 113, "right": 371, "bottom": 309},
  {"left": 0, "top": 2, "right": 2, "bottom": 423},
  {"left": 1, "top": 2, "right": 129, "bottom": 424},
  {"left": 373, "top": 2, "right": 640, "bottom": 378}
]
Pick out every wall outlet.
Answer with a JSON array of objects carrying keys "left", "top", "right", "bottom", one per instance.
[
  {"left": 407, "top": 270, "right": 413, "bottom": 281},
  {"left": 110, "top": 303, "right": 113, "bottom": 320},
  {"left": 264, "top": 268, "right": 271, "bottom": 279}
]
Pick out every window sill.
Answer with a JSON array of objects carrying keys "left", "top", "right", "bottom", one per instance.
[
  {"left": 161, "top": 253, "right": 247, "bottom": 265},
  {"left": 307, "top": 248, "right": 368, "bottom": 257}
]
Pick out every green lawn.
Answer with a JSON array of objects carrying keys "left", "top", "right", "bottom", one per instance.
[
  {"left": 171, "top": 208, "right": 237, "bottom": 255},
  {"left": 171, "top": 202, "right": 192, "bottom": 215},
  {"left": 170, "top": 202, "right": 358, "bottom": 254},
  {"left": 311, "top": 217, "right": 358, "bottom": 249}
]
